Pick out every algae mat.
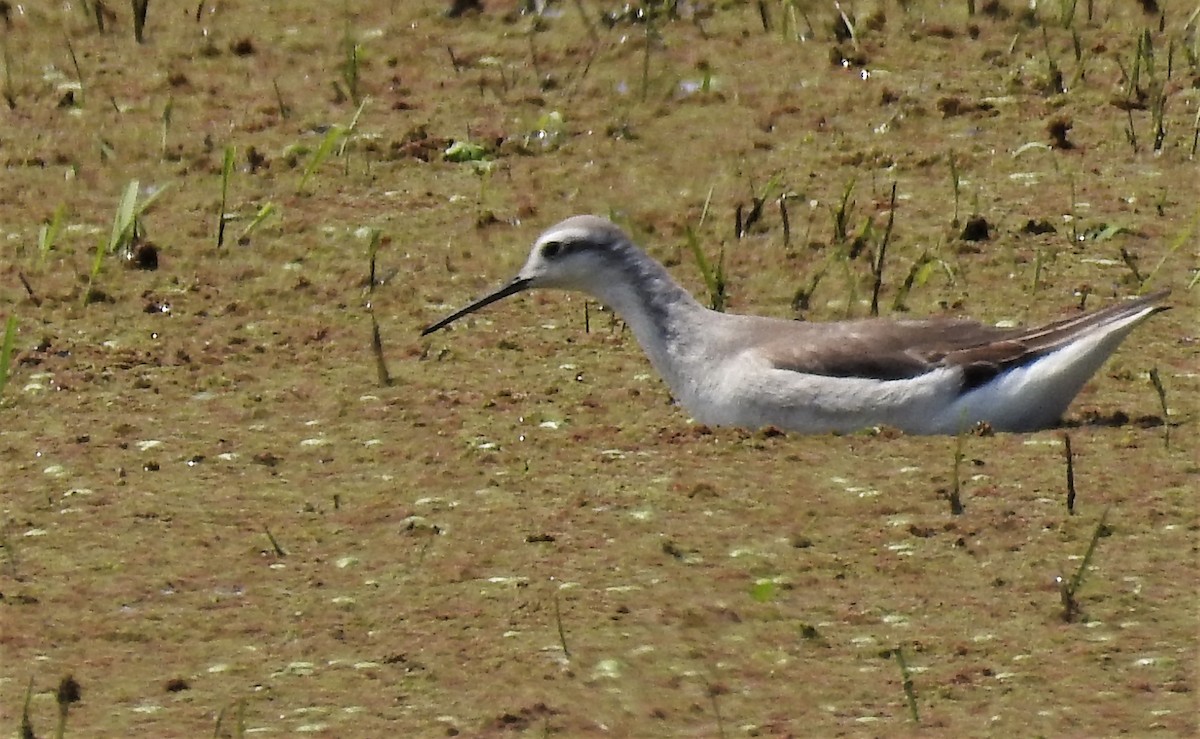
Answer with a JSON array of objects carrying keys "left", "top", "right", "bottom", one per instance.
[{"left": 1, "top": 1, "right": 1197, "bottom": 736}]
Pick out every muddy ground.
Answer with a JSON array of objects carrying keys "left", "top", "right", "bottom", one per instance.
[{"left": 1, "top": 1, "right": 1197, "bottom": 736}]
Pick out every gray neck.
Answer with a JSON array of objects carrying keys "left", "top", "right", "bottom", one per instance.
[{"left": 581, "top": 247, "right": 712, "bottom": 391}]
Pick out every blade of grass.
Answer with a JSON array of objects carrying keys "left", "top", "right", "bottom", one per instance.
[
  {"left": 217, "top": 145, "right": 235, "bottom": 248},
  {"left": 684, "top": 225, "right": 725, "bottom": 312},
  {"left": 298, "top": 126, "right": 345, "bottom": 193},
  {"left": 891, "top": 645, "right": 919, "bottom": 723},
  {"left": 1143, "top": 209, "right": 1198, "bottom": 288},
  {"left": 0, "top": 315, "right": 16, "bottom": 395},
  {"left": 1148, "top": 367, "right": 1170, "bottom": 449},
  {"left": 1059, "top": 506, "right": 1110, "bottom": 622},
  {"left": 263, "top": 525, "right": 286, "bottom": 557},
  {"left": 869, "top": 182, "right": 897, "bottom": 316},
  {"left": 160, "top": 96, "right": 173, "bottom": 159},
  {"left": 38, "top": 203, "right": 67, "bottom": 264},
  {"left": 86, "top": 181, "right": 171, "bottom": 304},
  {"left": 83, "top": 233, "right": 107, "bottom": 305},
  {"left": 20, "top": 677, "right": 35, "bottom": 739},
  {"left": 272, "top": 77, "right": 290, "bottom": 119},
  {"left": 108, "top": 180, "right": 140, "bottom": 254},
  {"left": 336, "top": 97, "right": 369, "bottom": 157},
  {"left": 3, "top": 40, "right": 15, "bottom": 109},
  {"left": 370, "top": 314, "right": 392, "bottom": 387},
  {"left": 553, "top": 589, "right": 571, "bottom": 659},
  {"left": 236, "top": 203, "right": 278, "bottom": 244},
  {"left": 947, "top": 430, "right": 966, "bottom": 514}
]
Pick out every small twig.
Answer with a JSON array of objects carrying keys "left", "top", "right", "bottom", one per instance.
[
  {"left": 263, "top": 525, "right": 286, "bottom": 557},
  {"left": 272, "top": 78, "right": 290, "bottom": 119},
  {"left": 947, "top": 431, "right": 966, "bottom": 515},
  {"left": 446, "top": 45, "right": 463, "bottom": 73},
  {"left": 708, "top": 682, "right": 728, "bottom": 739},
  {"left": 553, "top": 589, "right": 570, "bottom": 659},
  {"left": 20, "top": 676, "right": 35, "bottom": 739},
  {"left": 0, "top": 520, "right": 19, "bottom": 578},
  {"left": 19, "top": 272, "right": 41, "bottom": 306},
  {"left": 1062, "top": 432, "right": 1077, "bottom": 514},
  {"left": 1148, "top": 367, "right": 1170, "bottom": 449},
  {"left": 371, "top": 314, "right": 392, "bottom": 387},
  {"left": 892, "top": 645, "right": 920, "bottom": 723},
  {"left": 131, "top": 0, "right": 150, "bottom": 43},
  {"left": 779, "top": 194, "right": 791, "bottom": 249},
  {"left": 1119, "top": 246, "right": 1144, "bottom": 286},
  {"left": 55, "top": 674, "right": 81, "bottom": 739},
  {"left": 64, "top": 34, "right": 86, "bottom": 105}
]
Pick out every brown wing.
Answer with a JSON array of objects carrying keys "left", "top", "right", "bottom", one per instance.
[{"left": 752, "top": 290, "right": 1169, "bottom": 388}]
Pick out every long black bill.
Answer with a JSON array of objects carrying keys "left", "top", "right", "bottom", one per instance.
[{"left": 421, "top": 277, "right": 533, "bottom": 336}]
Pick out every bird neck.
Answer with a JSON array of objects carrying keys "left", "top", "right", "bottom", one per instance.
[{"left": 585, "top": 251, "right": 714, "bottom": 388}]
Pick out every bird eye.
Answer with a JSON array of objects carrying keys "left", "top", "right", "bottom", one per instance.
[{"left": 542, "top": 240, "right": 563, "bottom": 258}]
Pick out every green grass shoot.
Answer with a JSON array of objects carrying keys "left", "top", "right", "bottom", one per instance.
[
  {"left": 1031, "top": 246, "right": 1045, "bottom": 293},
  {"left": 553, "top": 589, "right": 571, "bottom": 660},
  {"left": 831, "top": 177, "right": 856, "bottom": 244},
  {"left": 869, "top": 182, "right": 897, "bottom": 317},
  {"left": 38, "top": 203, "right": 66, "bottom": 264},
  {"left": 684, "top": 224, "right": 726, "bottom": 312},
  {"left": 218, "top": 145, "right": 235, "bottom": 247},
  {"left": 749, "top": 578, "right": 779, "bottom": 603},
  {"left": 108, "top": 181, "right": 170, "bottom": 254},
  {"left": 640, "top": 6, "right": 655, "bottom": 100},
  {"left": 891, "top": 252, "right": 938, "bottom": 312},
  {"left": 1144, "top": 208, "right": 1198, "bottom": 288},
  {"left": 1148, "top": 367, "right": 1170, "bottom": 449},
  {"left": 299, "top": 126, "right": 345, "bottom": 193},
  {"left": 366, "top": 228, "right": 391, "bottom": 386},
  {"left": 1190, "top": 105, "right": 1199, "bottom": 159},
  {"left": 891, "top": 645, "right": 920, "bottom": 723},
  {"left": 84, "top": 233, "right": 106, "bottom": 303},
  {"left": 110, "top": 181, "right": 141, "bottom": 254},
  {"left": 0, "top": 315, "right": 16, "bottom": 396},
  {"left": 1059, "top": 506, "right": 1111, "bottom": 622},
  {"left": 337, "top": 97, "right": 369, "bottom": 157},
  {"left": 342, "top": 37, "right": 361, "bottom": 105},
  {"left": 236, "top": 203, "right": 278, "bottom": 245},
  {"left": 84, "top": 180, "right": 171, "bottom": 304},
  {"left": 370, "top": 313, "right": 391, "bottom": 387},
  {"left": 298, "top": 98, "right": 368, "bottom": 193},
  {"left": 273, "top": 77, "right": 290, "bottom": 119},
  {"left": 212, "top": 698, "right": 247, "bottom": 739}
]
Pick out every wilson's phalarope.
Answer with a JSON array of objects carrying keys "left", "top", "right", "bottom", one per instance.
[{"left": 422, "top": 215, "right": 1169, "bottom": 435}]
